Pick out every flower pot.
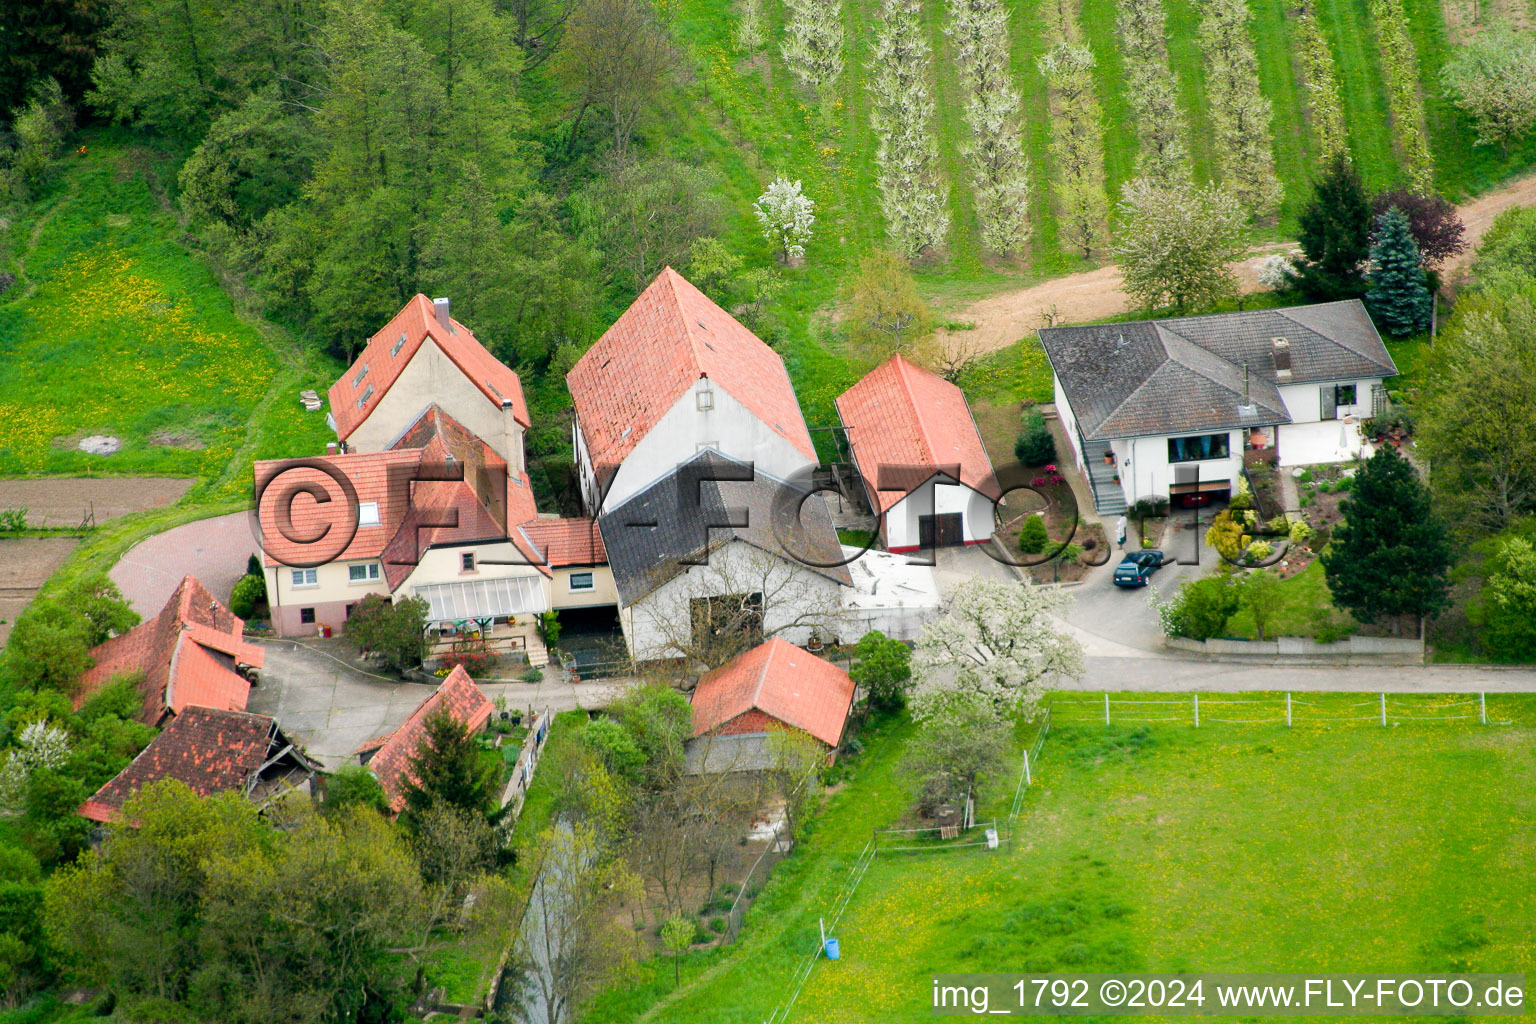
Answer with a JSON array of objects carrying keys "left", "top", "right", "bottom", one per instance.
[{"left": 1103, "top": 453, "right": 1115, "bottom": 466}]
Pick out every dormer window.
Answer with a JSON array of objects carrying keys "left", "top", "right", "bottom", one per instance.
[{"left": 353, "top": 363, "right": 370, "bottom": 388}]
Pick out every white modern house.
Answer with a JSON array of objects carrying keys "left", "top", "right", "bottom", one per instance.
[
  {"left": 566, "top": 267, "right": 820, "bottom": 516},
  {"left": 835, "top": 354, "right": 1000, "bottom": 552},
  {"left": 1039, "top": 301, "right": 1397, "bottom": 514}
]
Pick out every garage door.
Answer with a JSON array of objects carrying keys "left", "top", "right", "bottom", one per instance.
[{"left": 918, "top": 513, "right": 964, "bottom": 548}]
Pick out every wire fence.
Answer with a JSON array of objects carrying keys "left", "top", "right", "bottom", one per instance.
[
  {"left": 762, "top": 712, "right": 1053, "bottom": 1024},
  {"left": 1048, "top": 692, "right": 1512, "bottom": 727}
]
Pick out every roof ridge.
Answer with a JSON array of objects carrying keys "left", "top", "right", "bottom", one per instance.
[
  {"left": 750, "top": 640, "right": 778, "bottom": 709},
  {"left": 664, "top": 267, "right": 712, "bottom": 378},
  {"left": 889, "top": 354, "right": 942, "bottom": 467}
]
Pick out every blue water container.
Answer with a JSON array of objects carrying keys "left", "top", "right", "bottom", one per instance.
[{"left": 824, "top": 937, "right": 840, "bottom": 960}]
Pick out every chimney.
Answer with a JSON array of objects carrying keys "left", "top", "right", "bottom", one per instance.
[
  {"left": 326, "top": 442, "right": 338, "bottom": 456},
  {"left": 433, "top": 297, "right": 451, "bottom": 330}
]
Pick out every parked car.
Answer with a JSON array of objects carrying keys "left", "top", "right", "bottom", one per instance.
[{"left": 1113, "top": 550, "right": 1163, "bottom": 587}]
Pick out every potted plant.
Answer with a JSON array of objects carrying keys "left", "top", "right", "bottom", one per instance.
[{"left": 1103, "top": 451, "right": 1115, "bottom": 466}]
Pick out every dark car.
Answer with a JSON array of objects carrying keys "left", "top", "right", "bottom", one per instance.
[{"left": 1112, "top": 550, "right": 1164, "bottom": 587}]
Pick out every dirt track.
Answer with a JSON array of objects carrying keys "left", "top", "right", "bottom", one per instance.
[{"left": 941, "top": 171, "right": 1536, "bottom": 356}]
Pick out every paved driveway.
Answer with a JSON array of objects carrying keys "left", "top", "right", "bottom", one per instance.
[
  {"left": 247, "top": 638, "right": 631, "bottom": 769},
  {"left": 1063, "top": 510, "right": 1212, "bottom": 654},
  {"left": 112, "top": 510, "right": 256, "bottom": 615}
]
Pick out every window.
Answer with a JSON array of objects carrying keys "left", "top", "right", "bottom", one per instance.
[
  {"left": 352, "top": 363, "right": 370, "bottom": 388},
  {"left": 355, "top": 383, "right": 374, "bottom": 409},
  {"left": 299, "top": 607, "right": 316, "bottom": 624},
  {"left": 391, "top": 333, "right": 407, "bottom": 357},
  {"left": 1167, "top": 433, "right": 1231, "bottom": 464},
  {"left": 569, "top": 571, "right": 595, "bottom": 592},
  {"left": 349, "top": 562, "right": 381, "bottom": 583},
  {"left": 291, "top": 568, "right": 318, "bottom": 588},
  {"left": 461, "top": 552, "right": 476, "bottom": 572},
  {"left": 1335, "top": 383, "right": 1358, "bottom": 407},
  {"left": 697, "top": 387, "right": 714, "bottom": 411},
  {"left": 358, "top": 501, "right": 380, "bottom": 527}
]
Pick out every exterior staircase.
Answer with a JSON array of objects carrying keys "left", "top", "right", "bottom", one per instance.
[{"left": 1083, "top": 442, "right": 1128, "bottom": 516}]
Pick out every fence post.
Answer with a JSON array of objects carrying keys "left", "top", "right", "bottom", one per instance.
[
  {"left": 1193, "top": 694, "right": 1200, "bottom": 728},
  {"left": 1380, "top": 692, "right": 1386, "bottom": 727},
  {"left": 1104, "top": 692, "right": 1110, "bottom": 725},
  {"left": 1286, "top": 692, "right": 1292, "bottom": 728},
  {"left": 1480, "top": 692, "right": 1487, "bottom": 725}
]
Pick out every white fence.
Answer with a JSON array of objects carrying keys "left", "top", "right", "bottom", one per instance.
[{"left": 1052, "top": 693, "right": 1508, "bottom": 727}]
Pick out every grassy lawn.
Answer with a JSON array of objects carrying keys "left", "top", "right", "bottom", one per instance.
[
  {"left": 0, "top": 130, "right": 340, "bottom": 598},
  {"left": 1224, "top": 560, "right": 1354, "bottom": 639},
  {"left": 0, "top": 131, "right": 338, "bottom": 485},
  {"left": 600, "top": 705, "right": 1536, "bottom": 1022}
]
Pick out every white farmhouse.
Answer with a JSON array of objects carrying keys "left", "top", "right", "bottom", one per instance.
[
  {"left": 835, "top": 354, "right": 1000, "bottom": 552},
  {"left": 566, "top": 267, "right": 819, "bottom": 516},
  {"left": 1039, "top": 300, "right": 1398, "bottom": 514},
  {"left": 597, "top": 451, "right": 852, "bottom": 665}
]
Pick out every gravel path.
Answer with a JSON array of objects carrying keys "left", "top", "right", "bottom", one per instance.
[{"left": 941, "top": 169, "right": 1536, "bottom": 357}]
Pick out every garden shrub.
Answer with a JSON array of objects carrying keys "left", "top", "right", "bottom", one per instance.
[
  {"left": 1015, "top": 409, "right": 1057, "bottom": 465},
  {"left": 1018, "top": 513, "right": 1049, "bottom": 553},
  {"left": 1150, "top": 575, "right": 1242, "bottom": 640},
  {"left": 1245, "top": 540, "right": 1273, "bottom": 561},
  {"left": 1207, "top": 510, "right": 1249, "bottom": 562},
  {"left": 228, "top": 574, "right": 266, "bottom": 619}
]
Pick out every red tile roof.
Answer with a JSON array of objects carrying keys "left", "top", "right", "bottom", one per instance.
[
  {"left": 255, "top": 436, "right": 547, "bottom": 586},
  {"left": 519, "top": 518, "right": 606, "bottom": 567},
  {"left": 255, "top": 449, "right": 425, "bottom": 567},
  {"left": 327, "top": 294, "right": 530, "bottom": 441},
  {"left": 77, "top": 577, "right": 258, "bottom": 725},
  {"left": 78, "top": 707, "right": 277, "bottom": 822},
  {"left": 566, "top": 268, "right": 816, "bottom": 483},
  {"left": 834, "top": 354, "right": 1001, "bottom": 514},
  {"left": 691, "top": 637, "right": 855, "bottom": 748},
  {"left": 360, "top": 666, "right": 494, "bottom": 812}
]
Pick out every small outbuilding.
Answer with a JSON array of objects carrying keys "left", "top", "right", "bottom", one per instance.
[
  {"left": 354, "top": 665, "right": 494, "bottom": 813},
  {"left": 836, "top": 354, "right": 1000, "bottom": 553},
  {"left": 686, "top": 637, "right": 856, "bottom": 774},
  {"left": 79, "top": 706, "right": 316, "bottom": 823}
]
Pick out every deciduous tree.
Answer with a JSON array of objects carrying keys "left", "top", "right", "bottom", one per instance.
[
  {"left": 554, "top": 0, "right": 679, "bottom": 158},
  {"left": 1441, "top": 24, "right": 1536, "bottom": 156},
  {"left": 911, "top": 578, "right": 1083, "bottom": 720},
  {"left": 1112, "top": 176, "right": 1249, "bottom": 313},
  {"left": 1370, "top": 188, "right": 1467, "bottom": 270},
  {"left": 849, "top": 630, "right": 912, "bottom": 713},
  {"left": 754, "top": 177, "right": 816, "bottom": 264},
  {"left": 843, "top": 249, "right": 934, "bottom": 363},
  {"left": 902, "top": 695, "right": 1010, "bottom": 812}
]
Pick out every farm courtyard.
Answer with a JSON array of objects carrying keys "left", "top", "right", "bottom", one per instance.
[{"left": 591, "top": 699, "right": 1536, "bottom": 1023}]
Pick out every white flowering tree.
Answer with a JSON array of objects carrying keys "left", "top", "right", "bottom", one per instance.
[
  {"left": 754, "top": 178, "right": 816, "bottom": 263},
  {"left": 868, "top": 0, "right": 949, "bottom": 256},
  {"left": 1255, "top": 252, "right": 1299, "bottom": 290},
  {"left": 735, "top": 0, "right": 765, "bottom": 54},
  {"left": 1112, "top": 176, "right": 1250, "bottom": 313},
  {"left": 911, "top": 578, "right": 1084, "bottom": 722},
  {"left": 945, "top": 0, "right": 1031, "bottom": 253},
  {"left": 0, "top": 721, "right": 72, "bottom": 817},
  {"left": 781, "top": 0, "right": 845, "bottom": 95}
]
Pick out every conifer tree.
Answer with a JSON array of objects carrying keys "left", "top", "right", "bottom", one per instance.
[
  {"left": 1321, "top": 447, "right": 1450, "bottom": 634},
  {"left": 1365, "top": 206, "right": 1432, "bottom": 336},
  {"left": 1297, "top": 154, "right": 1373, "bottom": 300}
]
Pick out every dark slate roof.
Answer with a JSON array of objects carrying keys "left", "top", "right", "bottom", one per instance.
[
  {"left": 598, "top": 451, "right": 852, "bottom": 605},
  {"left": 1039, "top": 300, "right": 1397, "bottom": 441}
]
